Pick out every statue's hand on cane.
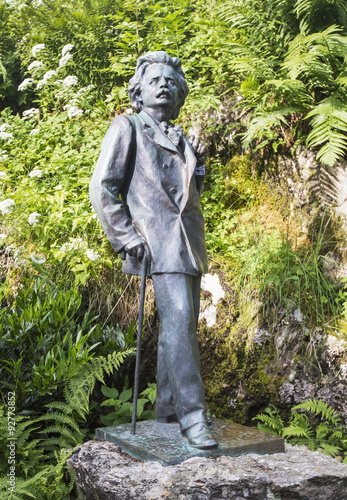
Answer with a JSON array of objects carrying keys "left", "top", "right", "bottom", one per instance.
[{"left": 120, "top": 238, "right": 149, "bottom": 263}]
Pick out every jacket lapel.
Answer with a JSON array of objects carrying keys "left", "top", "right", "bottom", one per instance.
[
  {"left": 138, "top": 110, "right": 198, "bottom": 209},
  {"left": 139, "top": 110, "right": 182, "bottom": 157}
]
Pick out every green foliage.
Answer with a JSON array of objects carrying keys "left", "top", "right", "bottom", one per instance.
[
  {"left": 100, "top": 382, "right": 156, "bottom": 425},
  {"left": 0, "top": 275, "right": 135, "bottom": 498},
  {"left": 0, "top": 343, "right": 133, "bottom": 498},
  {"left": 254, "top": 399, "right": 347, "bottom": 462},
  {"left": 217, "top": 0, "right": 347, "bottom": 165},
  {"left": 201, "top": 157, "right": 340, "bottom": 327},
  {"left": 0, "top": 278, "right": 101, "bottom": 411}
]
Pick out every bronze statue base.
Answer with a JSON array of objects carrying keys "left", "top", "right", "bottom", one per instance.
[{"left": 95, "top": 419, "right": 285, "bottom": 466}]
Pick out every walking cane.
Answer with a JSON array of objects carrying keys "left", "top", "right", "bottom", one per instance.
[{"left": 131, "top": 251, "right": 148, "bottom": 435}]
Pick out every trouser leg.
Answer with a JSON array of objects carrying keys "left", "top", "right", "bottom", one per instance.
[{"left": 152, "top": 273, "right": 206, "bottom": 432}]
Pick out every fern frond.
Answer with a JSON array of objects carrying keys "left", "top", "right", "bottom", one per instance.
[
  {"left": 294, "top": 398, "right": 342, "bottom": 426},
  {"left": 318, "top": 442, "right": 341, "bottom": 457},
  {"left": 38, "top": 425, "right": 80, "bottom": 444},
  {"left": 242, "top": 108, "right": 295, "bottom": 149},
  {"left": 282, "top": 424, "right": 311, "bottom": 439},
  {"left": 253, "top": 406, "right": 284, "bottom": 436},
  {"left": 305, "top": 97, "right": 347, "bottom": 165},
  {"left": 38, "top": 413, "right": 82, "bottom": 434}
]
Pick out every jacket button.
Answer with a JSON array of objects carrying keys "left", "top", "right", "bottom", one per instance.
[
  {"left": 163, "top": 163, "right": 169, "bottom": 169},
  {"left": 170, "top": 188, "right": 177, "bottom": 194}
]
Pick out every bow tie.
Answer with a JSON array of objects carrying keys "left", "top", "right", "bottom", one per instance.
[{"left": 159, "top": 121, "right": 183, "bottom": 146}]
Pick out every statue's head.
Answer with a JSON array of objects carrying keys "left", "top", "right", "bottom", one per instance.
[{"left": 128, "top": 51, "right": 189, "bottom": 120}]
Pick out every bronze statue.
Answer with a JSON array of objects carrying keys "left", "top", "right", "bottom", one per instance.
[{"left": 90, "top": 51, "right": 218, "bottom": 449}]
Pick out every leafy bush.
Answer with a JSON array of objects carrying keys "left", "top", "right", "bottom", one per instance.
[{"left": 100, "top": 383, "right": 156, "bottom": 426}]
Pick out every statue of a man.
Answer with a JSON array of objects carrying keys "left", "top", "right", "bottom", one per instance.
[{"left": 90, "top": 51, "right": 218, "bottom": 449}]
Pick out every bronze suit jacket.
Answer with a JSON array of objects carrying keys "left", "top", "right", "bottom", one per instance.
[{"left": 89, "top": 110, "right": 208, "bottom": 276}]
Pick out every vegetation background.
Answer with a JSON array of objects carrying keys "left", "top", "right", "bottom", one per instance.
[{"left": 1, "top": 0, "right": 347, "bottom": 497}]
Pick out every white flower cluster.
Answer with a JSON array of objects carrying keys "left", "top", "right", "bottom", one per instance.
[
  {"left": 14, "top": 247, "right": 27, "bottom": 267},
  {"left": 0, "top": 233, "right": 7, "bottom": 241},
  {"left": 0, "top": 171, "right": 6, "bottom": 178},
  {"left": 62, "top": 44, "right": 74, "bottom": 57},
  {"left": 63, "top": 75, "right": 78, "bottom": 87},
  {"left": 28, "top": 212, "right": 41, "bottom": 226},
  {"left": 28, "top": 169, "right": 43, "bottom": 178},
  {"left": 0, "top": 199, "right": 15, "bottom": 215},
  {"left": 22, "top": 108, "right": 40, "bottom": 120},
  {"left": 30, "top": 253, "right": 46, "bottom": 264},
  {"left": 0, "top": 150, "right": 8, "bottom": 161},
  {"left": 77, "top": 85, "right": 94, "bottom": 95},
  {"left": 0, "top": 124, "right": 13, "bottom": 142},
  {"left": 31, "top": 44, "right": 45, "bottom": 57},
  {"left": 30, "top": 129, "right": 40, "bottom": 136},
  {"left": 59, "top": 52, "right": 73, "bottom": 68},
  {"left": 60, "top": 238, "right": 87, "bottom": 253},
  {"left": 86, "top": 249, "right": 101, "bottom": 261},
  {"left": 5, "top": 244, "right": 15, "bottom": 254},
  {"left": 18, "top": 78, "right": 35, "bottom": 91},
  {"left": 64, "top": 105, "right": 83, "bottom": 119},
  {"left": 0, "top": 131, "right": 13, "bottom": 142},
  {"left": 37, "top": 70, "right": 57, "bottom": 90},
  {"left": 28, "top": 60, "right": 44, "bottom": 71}
]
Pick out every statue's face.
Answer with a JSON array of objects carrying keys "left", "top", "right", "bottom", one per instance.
[{"left": 140, "top": 63, "right": 180, "bottom": 117}]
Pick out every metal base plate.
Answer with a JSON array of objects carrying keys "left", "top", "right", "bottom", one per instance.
[{"left": 95, "top": 419, "right": 285, "bottom": 466}]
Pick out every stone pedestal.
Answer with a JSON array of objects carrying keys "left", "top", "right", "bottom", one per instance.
[{"left": 67, "top": 439, "right": 347, "bottom": 499}]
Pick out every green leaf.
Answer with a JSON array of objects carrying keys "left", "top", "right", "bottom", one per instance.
[{"left": 101, "top": 385, "right": 119, "bottom": 399}]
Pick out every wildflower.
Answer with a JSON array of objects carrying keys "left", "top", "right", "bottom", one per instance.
[
  {"left": 36, "top": 70, "right": 57, "bottom": 90},
  {"left": 22, "top": 108, "right": 40, "bottom": 120},
  {"left": 28, "top": 212, "right": 41, "bottom": 226},
  {"left": 63, "top": 76, "right": 78, "bottom": 87},
  {"left": 60, "top": 242, "right": 69, "bottom": 253},
  {"left": 54, "top": 90, "right": 64, "bottom": 99},
  {"left": 0, "top": 233, "right": 7, "bottom": 240},
  {"left": 59, "top": 52, "right": 73, "bottom": 67},
  {"left": 0, "top": 199, "right": 15, "bottom": 215},
  {"left": 36, "top": 80, "right": 45, "bottom": 90},
  {"left": 5, "top": 244, "right": 15, "bottom": 254},
  {"left": 77, "top": 85, "right": 94, "bottom": 95},
  {"left": 0, "top": 150, "right": 8, "bottom": 161},
  {"left": 28, "top": 61, "right": 44, "bottom": 71},
  {"left": 86, "top": 249, "right": 101, "bottom": 261},
  {"left": 31, "top": 44, "right": 45, "bottom": 57},
  {"left": 45, "top": 70, "right": 56, "bottom": 80},
  {"left": 14, "top": 247, "right": 26, "bottom": 267},
  {"left": 60, "top": 238, "right": 87, "bottom": 253},
  {"left": 14, "top": 247, "right": 24, "bottom": 259},
  {"left": 66, "top": 106, "right": 83, "bottom": 120},
  {"left": 28, "top": 169, "right": 43, "bottom": 178},
  {"left": 0, "top": 172, "right": 6, "bottom": 177},
  {"left": 14, "top": 257, "right": 27, "bottom": 268},
  {"left": 62, "top": 44, "right": 74, "bottom": 57},
  {"left": 18, "top": 78, "right": 35, "bottom": 91},
  {"left": 0, "top": 124, "right": 10, "bottom": 132},
  {"left": 30, "top": 253, "right": 46, "bottom": 264},
  {"left": 0, "top": 132, "right": 13, "bottom": 142},
  {"left": 30, "top": 129, "right": 39, "bottom": 136}
]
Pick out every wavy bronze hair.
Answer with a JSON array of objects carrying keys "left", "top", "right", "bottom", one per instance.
[{"left": 128, "top": 51, "right": 189, "bottom": 120}]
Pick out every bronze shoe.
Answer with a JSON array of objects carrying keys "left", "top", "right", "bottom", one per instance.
[{"left": 184, "top": 422, "right": 218, "bottom": 449}]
